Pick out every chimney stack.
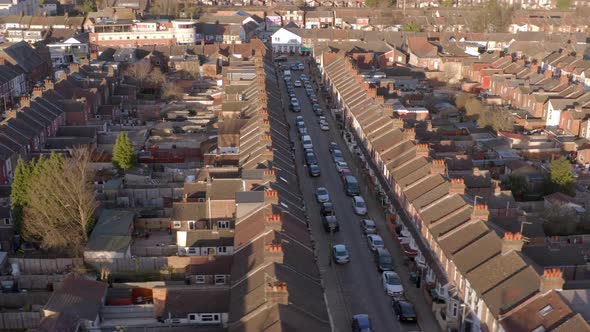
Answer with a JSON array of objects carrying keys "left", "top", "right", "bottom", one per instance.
[
  {"left": 430, "top": 159, "right": 446, "bottom": 174},
  {"left": 501, "top": 232, "right": 524, "bottom": 255},
  {"left": 263, "top": 148, "right": 274, "bottom": 160},
  {"left": 426, "top": 120, "right": 433, "bottom": 132},
  {"left": 392, "top": 117, "right": 404, "bottom": 129},
  {"left": 263, "top": 169, "right": 276, "bottom": 182},
  {"left": 69, "top": 63, "right": 79, "bottom": 73},
  {"left": 264, "top": 244, "right": 284, "bottom": 264},
  {"left": 107, "top": 65, "right": 115, "bottom": 77},
  {"left": 449, "top": 178, "right": 465, "bottom": 195},
  {"left": 259, "top": 108, "right": 269, "bottom": 119},
  {"left": 540, "top": 268, "right": 565, "bottom": 293},
  {"left": 416, "top": 143, "right": 430, "bottom": 158},
  {"left": 264, "top": 189, "right": 279, "bottom": 205},
  {"left": 79, "top": 59, "right": 90, "bottom": 66},
  {"left": 375, "top": 95, "right": 384, "bottom": 104},
  {"left": 403, "top": 128, "right": 415, "bottom": 141},
  {"left": 259, "top": 119, "right": 271, "bottom": 132},
  {"left": 44, "top": 79, "right": 54, "bottom": 90},
  {"left": 261, "top": 134, "right": 272, "bottom": 145},
  {"left": 367, "top": 87, "right": 377, "bottom": 98},
  {"left": 388, "top": 82, "right": 395, "bottom": 94},
  {"left": 544, "top": 69, "right": 553, "bottom": 79},
  {"left": 265, "top": 214, "right": 282, "bottom": 231},
  {"left": 19, "top": 96, "right": 31, "bottom": 108},
  {"left": 32, "top": 86, "right": 43, "bottom": 98},
  {"left": 472, "top": 203, "right": 489, "bottom": 222},
  {"left": 265, "top": 280, "right": 289, "bottom": 304}
]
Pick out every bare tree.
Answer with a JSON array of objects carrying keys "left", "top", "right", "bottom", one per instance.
[
  {"left": 161, "top": 83, "right": 184, "bottom": 101},
  {"left": 127, "top": 62, "right": 152, "bottom": 89},
  {"left": 22, "top": 148, "right": 98, "bottom": 255}
]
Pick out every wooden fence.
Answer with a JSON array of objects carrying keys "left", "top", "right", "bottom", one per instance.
[
  {"left": 9, "top": 258, "right": 83, "bottom": 274},
  {"left": 85, "top": 257, "right": 168, "bottom": 273},
  {"left": 0, "top": 312, "right": 41, "bottom": 330},
  {"left": 0, "top": 292, "right": 52, "bottom": 308}
]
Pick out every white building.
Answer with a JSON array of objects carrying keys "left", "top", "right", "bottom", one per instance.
[
  {"left": 270, "top": 27, "right": 301, "bottom": 54},
  {"left": 48, "top": 36, "right": 90, "bottom": 67}
]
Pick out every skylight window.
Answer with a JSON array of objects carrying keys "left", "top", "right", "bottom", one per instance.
[{"left": 538, "top": 304, "right": 553, "bottom": 317}]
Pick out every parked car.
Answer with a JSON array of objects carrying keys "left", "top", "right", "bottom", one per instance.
[
  {"left": 322, "top": 215, "right": 340, "bottom": 232},
  {"left": 297, "top": 122, "right": 307, "bottom": 135},
  {"left": 320, "top": 202, "right": 335, "bottom": 216},
  {"left": 291, "top": 64, "right": 299, "bottom": 71},
  {"left": 392, "top": 300, "right": 417, "bottom": 322},
  {"left": 305, "top": 152, "right": 317, "bottom": 166},
  {"left": 332, "top": 149, "right": 345, "bottom": 163},
  {"left": 311, "top": 96, "right": 319, "bottom": 103},
  {"left": 296, "top": 115, "right": 304, "bottom": 122},
  {"left": 351, "top": 314, "right": 373, "bottom": 332},
  {"left": 344, "top": 175, "right": 360, "bottom": 196},
  {"left": 318, "top": 116, "right": 327, "bottom": 124},
  {"left": 308, "top": 164, "right": 321, "bottom": 177},
  {"left": 360, "top": 219, "right": 377, "bottom": 234},
  {"left": 302, "top": 135, "right": 313, "bottom": 149},
  {"left": 329, "top": 142, "right": 339, "bottom": 153},
  {"left": 352, "top": 196, "right": 367, "bottom": 215},
  {"left": 300, "top": 74, "right": 308, "bottom": 81},
  {"left": 294, "top": 80, "right": 302, "bottom": 87},
  {"left": 315, "top": 187, "right": 330, "bottom": 203},
  {"left": 298, "top": 63, "right": 305, "bottom": 70},
  {"left": 366, "top": 234, "right": 384, "bottom": 251},
  {"left": 320, "top": 121, "right": 330, "bottom": 131},
  {"left": 374, "top": 247, "right": 394, "bottom": 272},
  {"left": 382, "top": 271, "right": 404, "bottom": 297},
  {"left": 336, "top": 161, "right": 350, "bottom": 173},
  {"left": 332, "top": 244, "right": 350, "bottom": 264},
  {"left": 312, "top": 103, "right": 322, "bottom": 112},
  {"left": 290, "top": 97, "right": 299, "bottom": 107}
]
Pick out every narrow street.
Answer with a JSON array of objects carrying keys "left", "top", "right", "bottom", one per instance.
[{"left": 277, "top": 57, "right": 431, "bottom": 332}]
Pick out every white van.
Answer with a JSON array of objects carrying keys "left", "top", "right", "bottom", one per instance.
[{"left": 302, "top": 135, "right": 313, "bottom": 149}]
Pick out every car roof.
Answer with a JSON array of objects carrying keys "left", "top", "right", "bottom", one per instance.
[
  {"left": 362, "top": 219, "right": 376, "bottom": 226},
  {"left": 333, "top": 244, "right": 346, "bottom": 251},
  {"left": 353, "top": 314, "right": 371, "bottom": 327},
  {"left": 368, "top": 234, "right": 382, "bottom": 240}
]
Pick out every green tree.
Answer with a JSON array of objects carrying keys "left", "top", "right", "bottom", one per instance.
[
  {"left": 556, "top": 0, "right": 571, "bottom": 9},
  {"left": 83, "top": 0, "right": 96, "bottom": 13},
  {"left": 401, "top": 23, "right": 422, "bottom": 32},
  {"left": 112, "top": 132, "right": 135, "bottom": 171},
  {"left": 10, "top": 157, "right": 31, "bottom": 233},
  {"left": 548, "top": 157, "right": 575, "bottom": 195},
  {"left": 441, "top": 0, "right": 453, "bottom": 7}
]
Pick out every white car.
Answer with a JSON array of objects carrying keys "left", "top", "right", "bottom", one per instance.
[
  {"left": 315, "top": 187, "right": 330, "bottom": 203},
  {"left": 367, "top": 234, "right": 384, "bottom": 251},
  {"left": 318, "top": 116, "right": 326, "bottom": 124},
  {"left": 335, "top": 161, "right": 349, "bottom": 173},
  {"left": 382, "top": 271, "right": 404, "bottom": 297},
  {"left": 352, "top": 196, "right": 367, "bottom": 215},
  {"left": 320, "top": 121, "right": 329, "bottom": 131},
  {"left": 294, "top": 80, "right": 302, "bottom": 87}
]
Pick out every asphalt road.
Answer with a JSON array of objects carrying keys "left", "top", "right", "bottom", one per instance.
[{"left": 278, "top": 60, "right": 421, "bottom": 332}]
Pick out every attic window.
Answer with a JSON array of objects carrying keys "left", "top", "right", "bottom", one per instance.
[
  {"left": 195, "top": 275, "right": 205, "bottom": 284},
  {"left": 538, "top": 305, "right": 553, "bottom": 317},
  {"left": 173, "top": 221, "right": 181, "bottom": 229}
]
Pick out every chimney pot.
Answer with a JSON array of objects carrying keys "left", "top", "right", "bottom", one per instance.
[
  {"left": 540, "top": 268, "right": 564, "bottom": 293},
  {"left": 430, "top": 159, "right": 446, "bottom": 174},
  {"left": 501, "top": 231, "right": 524, "bottom": 254}
]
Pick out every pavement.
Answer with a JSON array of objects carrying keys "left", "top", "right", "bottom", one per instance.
[{"left": 276, "top": 56, "right": 441, "bottom": 332}]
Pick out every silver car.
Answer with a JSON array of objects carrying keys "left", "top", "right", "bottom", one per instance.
[
  {"left": 332, "top": 244, "right": 350, "bottom": 264},
  {"left": 315, "top": 187, "right": 330, "bottom": 203},
  {"left": 352, "top": 196, "right": 367, "bottom": 215},
  {"left": 361, "top": 219, "right": 377, "bottom": 234},
  {"left": 367, "top": 234, "right": 385, "bottom": 251}
]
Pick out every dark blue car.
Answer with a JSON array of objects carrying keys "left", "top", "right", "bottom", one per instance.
[{"left": 351, "top": 314, "right": 373, "bottom": 332}]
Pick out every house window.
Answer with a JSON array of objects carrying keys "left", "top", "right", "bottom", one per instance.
[
  {"left": 189, "top": 313, "right": 197, "bottom": 320},
  {"left": 187, "top": 247, "right": 198, "bottom": 255},
  {"left": 451, "top": 302, "right": 459, "bottom": 317},
  {"left": 195, "top": 275, "right": 205, "bottom": 284},
  {"left": 188, "top": 220, "right": 195, "bottom": 230},
  {"left": 3, "top": 218, "right": 11, "bottom": 225},
  {"left": 173, "top": 221, "right": 181, "bottom": 228},
  {"left": 218, "top": 220, "right": 230, "bottom": 229},
  {"left": 214, "top": 275, "right": 226, "bottom": 285},
  {"left": 217, "top": 246, "right": 227, "bottom": 254},
  {"left": 201, "top": 313, "right": 220, "bottom": 322}
]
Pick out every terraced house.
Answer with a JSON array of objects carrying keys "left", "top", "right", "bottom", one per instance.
[{"left": 320, "top": 52, "right": 590, "bottom": 332}]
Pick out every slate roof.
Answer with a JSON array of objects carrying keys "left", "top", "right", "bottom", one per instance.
[
  {"left": 43, "top": 274, "right": 107, "bottom": 322},
  {"left": 0, "top": 41, "right": 46, "bottom": 73}
]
